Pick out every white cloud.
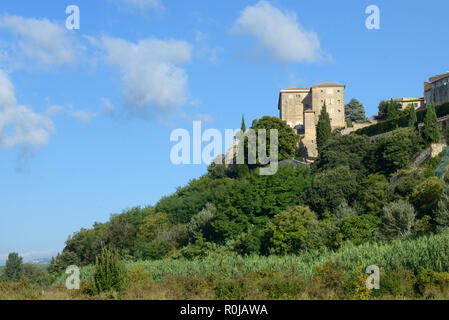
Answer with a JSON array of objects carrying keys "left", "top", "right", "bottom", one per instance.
[
  {"left": 232, "top": 1, "right": 325, "bottom": 63},
  {"left": 0, "top": 14, "right": 81, "bottom": 69},
  {"left": 119, "top": 0, "right": 162, "bottom": 9},
  {"left": 100, "top": 35, "right": 192, "bottom": 112},
  {"left": 0, "top": 70, "right": 54, "bottom": 151},
  {"left": 45, "top": 104, "right": 98, "bottom": 123},
  {"left": 68, "top": 109, "right": 98, "bottom": 123},
  {"left": 101, "top": 98, "right": 115, "bottom": 116},
  {"left": 45, "top": 104, "right": 64, "bottom": 117}
]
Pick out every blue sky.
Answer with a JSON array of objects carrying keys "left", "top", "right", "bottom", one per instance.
[{"left": 0, "top": 0, "right": 447, "bottom": 263}]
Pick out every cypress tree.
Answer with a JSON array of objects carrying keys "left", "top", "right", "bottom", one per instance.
[
  {"left": 408, "top": 105, "right": 417, "bottom": 130},
  {"left": 241, "top": 114, "right": 246, "bottom": 133},
  {"left": 316, "top": 102, "right": 332, "bottom": 151},
  {"left": 423, "top": 103, "right": 440, "bottom": 144}
]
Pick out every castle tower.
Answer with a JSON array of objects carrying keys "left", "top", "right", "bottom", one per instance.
[
  {"left": 278, "top": 82, "right": 346, "bottom": 159},
  {"left": 303, "top": 110, "right": 317, "bottom": 158}
]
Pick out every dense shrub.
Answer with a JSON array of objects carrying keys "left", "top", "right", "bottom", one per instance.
[
  {"left": 307, "top": 166, "right": 359, "bottom": 214},
  {"left": 409, "top": 176, "right": 443, "bottom": 218},
  {"left": 93, "top": 247, "right": 127, "bottom": 294},
  {"left": 340, "top": 215, "right": 380, "bottom": 245},
  {"left": 380, "top": 200, "right": 416, "bottom": 240},
  {"left": 355, "top": 102, "right": 449, "bottom": 137},
  {"left": 265, "top": 206, "right": 323, "bottom": 255},
  {"left": 375, "top": 128, "right": 421, "bottom": 174}
]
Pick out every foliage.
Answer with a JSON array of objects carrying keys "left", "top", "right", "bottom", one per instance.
[
  {"left": 93, "top": 247, "right": 127, "bottom": 294},
  {"left": 375, "top": 128, "right": 421, "bottom": 174},
  {"left": 312, "top": 133, "right": 374, "bottom": 177},
  {"left": 380, "top": 200, "right": 416, "bottom": 240},
  {"left": 340, "top": 215, "right": 380, "bottom": 245},
  {"left": 409, "top": 176, "right": 443, "bottom": 218},
  {"left": 249, "top": 116, "right": 299, "bottom": 162},
  {"left": 422, "top": 103, "right": 440, "bottom": 144},
  {"left": 358, "top": 174, "right": 392, "bottom": 216},
  {"left": 48, "top": 251, "right": 80, "bottom": 275},
  {"left": 355, "top": 102, "right": 449, "bottom": 137},
  {"left": 265, "top": 206, "right": 323, "bottom": 255},
  {"left": 345, "top": 98, "right": 368, "bottom": 123},
  {"left": 188, "top": 203, "right": 216, "bottom": 240},
  {"left": 316, "top": 103, "right": 332, "bottom": 152},
  {"left": 4, "top": 253, "right": 23, "bottom": 282},
  {"left": 307, "top": 166, "right": 359, "bottom": 214},
  {"left": 378, "top": 99, "right": 402, "bottom": 120},
  {"left": 434, "top": 184, "right": 449, "bottom": 233},
  {"left": 408, "top": 106, "right": 418, "bottom": 129}
]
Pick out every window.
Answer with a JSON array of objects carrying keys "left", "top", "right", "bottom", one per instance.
[
  {"left": 328, "top": 98, "right": 334, "bottom": 104},
  {"left": 296, "top": 94, "right": 301, "bottom": 99},
  {"left": 338, "top": 109, "right": 341, "bottom": 112},
  {"left": 414, "top": 103, "right": 418, "bottom": 107},
  {"left": 327, "top": 89, "right": 333, "bottom": 94},
  {"left": 329, "top": 108, "right": 333, "bottom": 114},
  {"left": 288, "top": 94, "right": 293, "bottom": 99}
]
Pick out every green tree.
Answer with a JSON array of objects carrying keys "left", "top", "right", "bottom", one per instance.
[
  {"left": 94, "top": 247, "right": 127, "bottom": 294},
  {"left": 359, "top": 174, "right": 392, "bottom": 216},
  {"left": 434, "top": 184, "right": 449, "bottom": 233},
  {"left": 380, "top": 200, "right": 416, "bottom": 240},
  {"left": 422, "top": 103, "right": 440, "bottom": 144},
  {"left": 378, "top": 99, "right": 402, "bottom": 120},
  {"left": 316, "top": 103, "right": 332, "bottom": 152},
  {"left": 307, "top": 166, "right": 359, "bottom": 214},
  {"left": 375, "top": 128, "right": 420, "bottom": 174},
  {"left": 266, "top": 206, "right": 322, "bottom": 255},
  {"left": 408, "top": 106, "right": 418, "bottom": 129},
  {"left": 4, "top": 252, "right": 23, "bottom": 282},
  {"left": 345, "top": 98, "right": 368, "bottom": 123},
  {"left": 312, "top": 134, "right": 374, "bottom": 177},
  {"left": 340, "top": 215, "right": 380, "bottom": 245},
  {"left": 249, "top": 116, "right": 299, "bottom": 161},
  {"left": 48, "top": 251, "right": 81, "bottom": 275},
  {"left": 241, "top": 114, "right": 246, "bottom": 133},
  {"left": 409, "top": 176, "right": 444, "bottom": 218}
]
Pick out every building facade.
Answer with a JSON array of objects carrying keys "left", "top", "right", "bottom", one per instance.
[
  {"left": 425, "top": 72, "right": 449, "bottom": 106},
  {"left": 393, "top": 97, "right": 425, "bottom": 110},
  {"left": 278, "top": 82, "right": 346, "bottom": 158}
]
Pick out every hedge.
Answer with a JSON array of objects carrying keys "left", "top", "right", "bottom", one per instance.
[{"left": 355, "top": 102, "right": 449, "bottom": 137}]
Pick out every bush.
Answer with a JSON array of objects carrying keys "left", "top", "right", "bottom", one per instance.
[
  {"left": 266, "top": 206, "right": 323, "bottom": 255},
  {"left": 409, "top": 176, "right": 443, "bottom": 218},
  {"left": 340, "top": 215, "right": 380, "bottom": 245},
  {"left": 307, "top": 166, "right": 359, "bottom": 214},
  {"left": 93, "top": 247, "right": 127, "bottom": 294},
  {"left": 359, "top": 174, "right": 392, "bottom": 216},
  {"left": 380, "top": 200, "right": 416, "bottom": 240},
  {"left": 434, "top": 185, "right": 449, "bottom": 233},
  {"left": 375, "top": 128, "right": 421, "bottom": 174}
]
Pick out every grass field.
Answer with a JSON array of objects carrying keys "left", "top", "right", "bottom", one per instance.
[{"left": 2, "top": 233, "right": 449, "bottom": 300}]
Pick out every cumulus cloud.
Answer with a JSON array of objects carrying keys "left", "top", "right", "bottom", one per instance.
[
  {"left": 0, "top": 14, "right": 82, "bottom": 69},
  {"left": 232, "top": 1, "right": 326, "bottom": 63},
  {"left": 0, "top": 70, "right": 54, "bottom": 151},
  {"left": 100, "top": 36, "right": 192, "bottom": 113}
]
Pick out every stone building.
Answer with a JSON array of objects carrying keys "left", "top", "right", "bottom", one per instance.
[
  {"left": 393, "top": 97, "right": 425, "bottom": 110},
  {"left": 425, "top": 72, "right": 449, "bottom": 106},
  {"left": 278, "top": 82, "right": 345, "bottom": 158}
]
